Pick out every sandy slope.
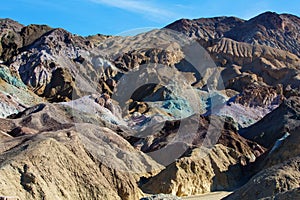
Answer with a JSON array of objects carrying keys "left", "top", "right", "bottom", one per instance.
[{"left": 183, "top": 191, "right": 232, "bottom": 200}]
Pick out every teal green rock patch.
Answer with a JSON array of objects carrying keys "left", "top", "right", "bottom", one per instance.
[{"left": 0, "top": 66, "right": 27, "bottom": 89}]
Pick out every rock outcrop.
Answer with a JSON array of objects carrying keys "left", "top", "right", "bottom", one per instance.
[
  {"left": 241, "top": 96, "right": 300, "bottom": 148},
  {"left": 225, "top": 157, "right": 300, "bottom": 200},
  {"left": 0, "top": 64, "right": 44, "bottom": 117},
  {"left": 140, "top": 118, "right": 264, "bottom": 197},
  {"left": 208, "top": 38, "right": 300, "bottom": 89},
  {"left": 0, "top": 99, "right": 163, "bottom": 200},
  {"left": 0, "top": 18, "right": 24, "bottom": 63}
]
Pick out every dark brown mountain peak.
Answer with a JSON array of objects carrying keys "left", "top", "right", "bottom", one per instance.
[
  {"left": 0, "top": 18, "right": 24, "bottom": 32},
  {"left": 26, "top": 27, "right": 86, "bottom": 50},
  {"left": 249, "top": 12, "right": 284, "bottom": 30},
  {"left": 225, "top": 12, "right": 300, "bottom": 56},
  {"left": 166, "top": 12, "right": 300, "bottom": 56},
  {"left": 165, "top": 16, "right": 244, "bottom": 40},
  {"left": 20, "top": 24, "right": 52, "bottom": 47}
]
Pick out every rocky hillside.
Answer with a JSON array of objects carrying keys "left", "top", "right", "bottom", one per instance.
[
  {"left": 0, "top": 99, "right": 163, "bottom": 200},
  {"left": 166, "top": 12, "right": 300, "bottom": 57},
  {"left": 0, "top": 11, "right": 299, "bottom": 200}
]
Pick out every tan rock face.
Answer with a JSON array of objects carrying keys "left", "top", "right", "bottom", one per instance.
[
  {"left": 140, "top": 120, "right": 264, "bottom": 197},
  {"left": 0, "top": 102, "right": 163, "bottom": 200},
  {"left": 0, "top": 134, "right": 122, "bottom": 200},
  {"left": 142, "top": 144, "right": 254, "bottom": 197},
  {"left": 208, "top": 38, "right": 300, "bottom": 89},
  {"left": 43, "top": 67, "right": 75, "bottom": 102},
  {"left": 224, "top": 157, "right": 300, "bottom": 200}
]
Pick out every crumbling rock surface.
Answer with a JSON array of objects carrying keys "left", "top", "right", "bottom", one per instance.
[
  {"left": 225, "top": 157, "right": 300, "bottom": 200},
  {"left": 140, "top": 117, "right": 264, "bottom": 197},
  {"left": 241, "top": 96, "right": 300, "bottom": 148},
  {"left": 0, "top": 101, "right": 163, "bottom": 200}
]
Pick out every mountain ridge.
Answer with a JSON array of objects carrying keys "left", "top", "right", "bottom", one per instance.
[{"left": 166, "top": 12, "right": 300, "bottom": 57}]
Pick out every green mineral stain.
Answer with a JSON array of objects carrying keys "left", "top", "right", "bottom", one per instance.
[{"left": 0, "top": 66, "right": 27, "bottom": 89}]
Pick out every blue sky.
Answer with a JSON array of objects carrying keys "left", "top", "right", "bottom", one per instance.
[{"left": 1, "top": 0, "right": 300, "bottom": 36}]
